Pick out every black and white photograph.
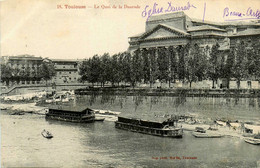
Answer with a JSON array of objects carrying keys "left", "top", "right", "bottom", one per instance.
[{"left": 1, "top": 0, "right": 260, "bottom": 167}]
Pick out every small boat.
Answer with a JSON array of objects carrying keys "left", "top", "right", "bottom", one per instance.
[
  {"left": 192, "top": 131, "right": 223, "bottom": 138},
  {"left": 244, "top": 137, "right": 260, "bottom": 145},
  {"left": 192, "top": 127, "right": 222, "bottom": 138},
  {"left": 41, "top": 130, "right": 53, "bottom": 139},
  {"left": 195, "top": 127, "right": 206, "bottom": 133},
  {"left": 94, "top": 117, "right": 105, "bottom": 122},
  {"left": 10, "top": 111, "right": 25, "bottom": 115},
  {"left": 208, "top": 125, "right": 218, "bottom": 131}
]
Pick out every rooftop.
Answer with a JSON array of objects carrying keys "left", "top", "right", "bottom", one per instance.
[
  {"left": 51, "top": 59, "right": 81, "bottom": 62},
  {"left": 147, "top": 11, "right": 187, "bottom": 22},
  {"left": 229, "top": 28, "right": 260, "bottom": 37},
  {"left": 4, "top": 55, "right": 43, "bottom": 60},
  {"left": 191, "top": 18, "right": 260, "bottom": 27},
  {"left": 48, "top": 105, "right": 92, "bottom": 113},
  {"left": 187, "top": 25, "right": 227, "bottom": 32},
  {"left": 119, "top": 113, "right": 179, "bottom": 123}
]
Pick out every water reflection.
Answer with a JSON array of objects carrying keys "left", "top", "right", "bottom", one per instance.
[{"left": 75, "top": 95, "right": 260, "bottom": 122}]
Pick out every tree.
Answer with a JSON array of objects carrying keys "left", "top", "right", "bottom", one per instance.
[
  {"left": 100, "top": 53, "right": 111, "bottom": 87},
  {"left": 253, "top": 42, "right": 260, "bottom": 81},
  {"left": 177, "top": 45, "right": 186, "bottom": 83},
  {"left": 1, "top": 64, "right": 12, "bottom": 86},
  {"left": 20, "top": 67, "right": 31, "bottom": 83},
  {"left": 232, "top": 41, "right": 248, "bottom": 89},
  {"left": 168, "top": 46, "right": 178, "bottom": 87},
  {"left": 208, "top": 43, "right": 221, "bottom": 88},
  {"left": 38, "top": 61, "right": 56, "bottom": 84},
  {"left": 157, "top": 47, "right": 169, "bottom": 86},
  {"left": 78, "top": 59, "right": 91, "bottom": 83},
  {"left": 110, "top": 54, "right": 121, "bottom": 86},
  {"left": 223, "top": 49, "right": 235, "bottom": 88},
  {"left": 89, "top": 55, "right": 102, "bottom": 86},
  {"left": 148, "top": 48, "right": 158, "bottom": 87},
  {"left": 141, "top": 49, "right": 150, "bottom": 84},
  {"left": 185, "top": 44, "right": 198, "bottom": 88},
  {"left": 121, "top": 52, "right": 132, "bottom": 85},
  {"left": 131, "top": 49, "right": 144, "bottom": 87},
  {"left": 247, "top": 42, "right": 260, "bottom": 81}
]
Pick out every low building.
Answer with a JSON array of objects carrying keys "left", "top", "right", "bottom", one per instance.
[
  {"left": 1, "top": 55, "right": 43, "bottom": 86},
  {"left": 51, "top": 59, "right": 81, "bottom": 84}
]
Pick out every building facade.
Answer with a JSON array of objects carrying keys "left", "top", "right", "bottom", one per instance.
[
  {"left": 1, "top": 55, "right": 43, "bottom": 86},
  {"left": 129, "top": 12, "right": 260, "bottom": 52},
  {"left": 1, "top": 56, "right": 81, "bottom": 87},
  {"left": 128, "top": 12, "right": 260, "bottom": 89},
  {"left": 51, "top": 59, "right": 81, "bottom": 84}
]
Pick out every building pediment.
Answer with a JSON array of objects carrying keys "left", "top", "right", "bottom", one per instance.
[{"left": 140, "top": 24, "right": 190, "bottom": 40}]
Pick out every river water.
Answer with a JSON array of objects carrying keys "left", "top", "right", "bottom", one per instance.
[{"left": 1, "top": 95, "right": 260, "bottom": 168}]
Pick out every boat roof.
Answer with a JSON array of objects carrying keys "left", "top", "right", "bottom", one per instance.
[
  {"left": 118, "top": 113, "right": 178, "bottom": 123},
  {"left": 47, "top": 105, "right": 92, "bottom": 113}
]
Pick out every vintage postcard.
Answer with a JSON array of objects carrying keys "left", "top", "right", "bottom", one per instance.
[{"left": 1, "top": 0, "right": 260, "bottom": 167}]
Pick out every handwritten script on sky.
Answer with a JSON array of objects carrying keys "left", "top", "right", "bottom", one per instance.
[
  {"left": 142, "top": 2, "right": 197, "bottom": 21},
  {"left": 142, "top": 1, "right": 260, "bottom": 22},
  {"left": 223, "top": 7, "right": 260, "bottom": 21}
]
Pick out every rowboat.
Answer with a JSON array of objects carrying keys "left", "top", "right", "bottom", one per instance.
[
  {"left": 192, "top": 131, "right": 223, "bottom": 138},
  {"left": 244, "top": 137, "right": 260, "bottom": 145},
  {"left": 192, "top": 127, "right": 222, "bottom": 138},
  {"left": 41, "top": 130, "right": 53, "bottom": 139}
]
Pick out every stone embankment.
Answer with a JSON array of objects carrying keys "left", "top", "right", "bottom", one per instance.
[{"left": 75, "top": 87, "right": 260, "bottom": 98}]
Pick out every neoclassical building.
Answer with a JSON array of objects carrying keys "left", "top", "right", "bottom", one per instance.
[
  {"left": 128, "top": 11, "right": 260, "bottom": 52},
  {"left": 128, "top": 12, "right": 260, "bottom": 89}
]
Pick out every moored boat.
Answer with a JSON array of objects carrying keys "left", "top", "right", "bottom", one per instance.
[
  {"left": 95, "top": 117, "right": 105, "bottom": 122},
  {"left": 45, "top": 105, "right": 95, "bottom": 123},
  {"left": 244, "top": 137, "right": 260, "bottom": 145},
  {"left": 115, "top": 114, "right": 183, "bottom": 138},
  {"left": 192, "top": 131, "right": 223, "bottom": 138},
  {"left": 244, "top": 133, "right": 260, "bottom": 145},
  {"left": 192, "top": 127, "right": 222, "bottom": 138}
]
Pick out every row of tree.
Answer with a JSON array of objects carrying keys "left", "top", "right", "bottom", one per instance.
[
  {"left": 79, "top": 41, "right": 260, "bottom": 88},
  {"left": 1, "top": 61, "right": 56, "bottom": 86}
]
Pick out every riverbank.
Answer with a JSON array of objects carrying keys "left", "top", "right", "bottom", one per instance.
[
  {"left": 75, "top": 87, "right": 260, "bottom": 98},
  {"left": 2, "top": 101, "right": 260, "bottom": 138}
]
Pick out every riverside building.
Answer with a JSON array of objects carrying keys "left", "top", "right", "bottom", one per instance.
[
  {"left": 51, "top": 59, "right": 81, "bottom": 84},
  {"left": 1, "top": 55, "right": 43, "bottom": 85},
  {"left": 128, "top": 12, "right": 260, "bottom": 89}
]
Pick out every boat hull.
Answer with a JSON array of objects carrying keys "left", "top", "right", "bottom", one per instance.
[
  {"left": 192, "top": 131, "right": 222, "bottom": 138},
  {"left": 46, "top": 114, "right": 95, "bottom": 123},
  {"left": 115, "top": 121, "right": 183, "bottom": 138},
  {"left": 244, "top": 138, "right": 260, "bottom": 145},
  {"left": 41, "top": 132, "right": 53, "bottom": 139}
]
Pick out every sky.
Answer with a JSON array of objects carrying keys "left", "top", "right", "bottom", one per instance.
[{"left": 1, "top": 0, "right": 260, "bottom": 59}]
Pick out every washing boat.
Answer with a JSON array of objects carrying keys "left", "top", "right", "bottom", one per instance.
[{"left": 115, "top": 114, "right": 183, "bottom": 138}]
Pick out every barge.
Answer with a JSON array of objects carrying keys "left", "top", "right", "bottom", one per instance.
[
  {"left": 115, "top": 115, "right": 183, "bottom": 138},
  {"left": 46, "top": 105, "right": 95, "bottom": 123}
]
